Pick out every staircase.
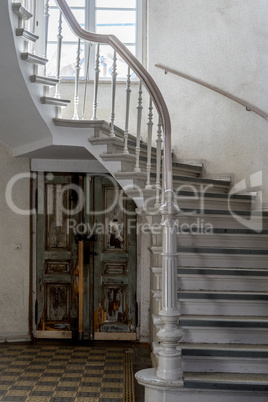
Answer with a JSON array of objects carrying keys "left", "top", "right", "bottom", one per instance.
[{"left": 7, "top": 0, "right": 268, "bottom": 400}]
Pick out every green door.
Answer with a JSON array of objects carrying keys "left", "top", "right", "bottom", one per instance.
[
  {"left": 36, "top": 173, "right": 84, "bottom": 339},
  {"left": 93, "top": 176, "right": 137, "bottom": 340},
  {"left": 35, "top": 173, "right": 137, "bottom": 341}
]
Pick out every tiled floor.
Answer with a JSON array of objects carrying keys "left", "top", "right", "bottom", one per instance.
[{"left": 0, "top": 341, "right": 151, "bottom": 402}]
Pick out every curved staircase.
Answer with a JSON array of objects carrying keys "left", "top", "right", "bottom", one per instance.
[{"left": 5, "top": 0, "right": 268, "bottom": 400}]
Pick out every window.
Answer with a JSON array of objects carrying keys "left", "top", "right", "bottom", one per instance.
[{"left": 46, "top": 0, "right": 142, "bottom": 79}]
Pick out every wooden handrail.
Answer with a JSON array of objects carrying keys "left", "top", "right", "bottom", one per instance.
[
  {"left": 156, "top": 64, "right": 268, "bottom": 121},
  {"left": 55, "top": 0, "right": 173, "bottom": 192}
]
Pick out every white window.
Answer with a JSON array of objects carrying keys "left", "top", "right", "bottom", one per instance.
[{"left": 47, "top": 0, "right": 142, "bottom": 79}]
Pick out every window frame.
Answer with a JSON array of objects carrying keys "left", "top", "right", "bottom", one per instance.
[{"left": 47, "top": 0, "right": 143, "bottom": 80}]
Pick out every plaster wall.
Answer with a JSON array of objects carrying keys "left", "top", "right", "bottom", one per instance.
[
  {"left": 0, "top": 142, "right": 31, "bottom": 341},
  {"left": 148, "top": 0, "right": 268, "bottom": 204}
]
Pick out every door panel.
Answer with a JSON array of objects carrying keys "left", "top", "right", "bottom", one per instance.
[
  {"left": 93, "top": 176, "right": 137, "bottom": 340},
  {"left": 36, "top": 173, "right": 81, "bottom": 338}
]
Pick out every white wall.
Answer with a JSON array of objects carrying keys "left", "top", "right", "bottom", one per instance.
[
  {"left": 0, "top": 142, "right": 31, "bottom": 341},
  {"left": 148, "top": 0, "right": 268, "bottom": 204}
]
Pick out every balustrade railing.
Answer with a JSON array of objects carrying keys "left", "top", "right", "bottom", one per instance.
[{"left": 20, "top": 0, "right": 183, "bottom": 384}]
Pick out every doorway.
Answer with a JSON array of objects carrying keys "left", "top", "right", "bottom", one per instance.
[{"left": 35, "top": 173, "right": 137, "bottom": 341}]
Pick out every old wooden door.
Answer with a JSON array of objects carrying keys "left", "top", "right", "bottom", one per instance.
[
  {"left": 36, "top": 173, "right": 84, "bottom": 339},
  {"left": 93, "top": 176, "right": 137, "bottom": 340}
]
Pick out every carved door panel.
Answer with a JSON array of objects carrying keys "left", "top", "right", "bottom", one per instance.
[
  {"left": 36, "top": 173, "right": 83, "bottom": 338},
  {"left": 93, "top": 176, "right": 137, "bottom": 340}
]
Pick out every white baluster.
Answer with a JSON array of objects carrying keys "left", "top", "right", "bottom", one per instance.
[
  {"left": 43, "top": 0, "right": 50, "bottom": 76},
  {"left": 123, "top": 66, "right": 131, "bottom": 154},
  {"left": 145, "top": 97, "right": 153, "bottom": 189},
  {"left": 134, "top": 81, "right": 143, "bottom": 172},
  {"left": 82, "top": 43, "right": 91, "bottom": 120},
  {"left": 154, "top": 117, "right": 163, "bottom": 208},
  {"left": 91, "top": 44, "right": 100, "bottom": 121},
  {"left": 72, "top": 38, "right": 81, "bottom": 120},
  {"left": 30, "top": 0, "right": 37, "bottom": 53},
  {"left": 110, "top": 50, "right": 117, "bottom": 137},
  {"left": 54, "top": 11, "right": 63, "bottom": 99}
]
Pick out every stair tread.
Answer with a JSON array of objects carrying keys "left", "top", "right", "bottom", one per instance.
[
  {"left": 16, "top": 28, "right": 39, "bottom": 42},
  {"left": 21, "top": 52, "right": 48, "bottom": 65},
  {"left": 12, "top": 3, "right": 32, "bottom": 20},
  {"left": 41, "top": 96, "right": 70, "bottom": 106},
  {"left": 30, "top": 75, "right": 59, "bottom": 86}
]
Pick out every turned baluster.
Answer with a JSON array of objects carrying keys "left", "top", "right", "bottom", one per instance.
[
  {"left": 54, "top": 11, "right": 63, "bottom": 99},
  {"left": 155, "top": 117, "right": 163, "bottom": 208},
  {"left": 29, "top": 0, "right": 37, "bottom": 53},
  {"left": 82, "top": 43, "right": 91, "bottom": 120},
  {"left": 72, "top": 38, "right": 81, "bottom": 120},
  {"left": 123, "top": 66, "right": 131, "bottom": 154},
  {"left": 110, "top": 50, "right": 117, "bottom": 137},
  {"left": 145, "top": 97, "right": 153, "bottom": 189},
  {"left": 43, "top": 0, "right": 50, "bottom": 75},
  {"left": 134, "top": 81, "right": 143, "bottom": 172},
  {"left": 91, "top": 44, "right": 100, "bottom": 121}
]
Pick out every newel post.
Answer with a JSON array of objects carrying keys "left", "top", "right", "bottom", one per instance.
[{"left": 156, "top": 189, "right": 184, "bottom": 383}]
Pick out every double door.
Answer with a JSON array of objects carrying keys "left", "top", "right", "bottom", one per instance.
[{"left": 36, "top": 174, "right": 136, "bottom": 340}]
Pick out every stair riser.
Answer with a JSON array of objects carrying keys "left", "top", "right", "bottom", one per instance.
[
  {"left": 176, "top": 234, "right": 268, "bottom": 248},
  {"left": 151, "top": 248, "right": 268, "bottom": 268},
  {"left": 178, "top": 198, "right": 253, "bottom": 211},
  {"left": 173, "top": 181, "right": 230, "bottom": 194},
  {"left": 181, "top": 328, "right": 268, "bottom": 344},
  {"left": 178, "top": 215, "right": 267, "bottom": 230},
  {"left": 183, "top": 357, "right": 268, "bottom": 374},
  {"left": 151, "top": 233, "right": 268, "bottom": 248},
  {"left": 143, "top": 384, "right": 268, "bottom": 402},
  {"left": 177, "top": 276, "right": 268, "bottom": 292},
  {"left": 177, "top": 254, "right": 268, "bottom": 269},
  {"left": 150, "top": 213, "right": 267, "bottom": 231},
  {"left": 179, "top": 300, "right": 268, "bottom": 316},
  {"left": 119, "top": 178, "right": 147, "bottom": 189},
  {"left": 152, "top": 292, "right": 268, "bottom": 315}
]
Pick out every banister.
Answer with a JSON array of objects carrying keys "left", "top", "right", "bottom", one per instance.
[
  {"left": 156, "top": 64, "right": 268, "bottom": 121},
  {"left": 55, "top": 0, "right": 173, "bottom": 192}
]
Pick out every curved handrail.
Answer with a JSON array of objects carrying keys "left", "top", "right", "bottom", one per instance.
[
  {"left": 55, "top": 0, "right": 173, "bottom": 192},
  {"left": 156, "top": 64, "right": 268, "bottom": 121}
]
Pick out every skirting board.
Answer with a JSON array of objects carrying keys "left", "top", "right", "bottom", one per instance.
[
  {"left": 36, "top": 330, "right": 72, "bottom": 339},
  {"left": 94, "top": 332, "right": 136, "bottom": 341},
  {"left": 0, "top": 332, "right": 31, "bottom": 343}
]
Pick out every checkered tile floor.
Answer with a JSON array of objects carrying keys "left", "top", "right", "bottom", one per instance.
[{"left": 0, "top": 344, "right": 135, "bottom": 401}]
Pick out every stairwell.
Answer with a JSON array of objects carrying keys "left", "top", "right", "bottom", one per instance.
[{"left": 6, "top": 0, "right": 268, "bottom": 400}]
